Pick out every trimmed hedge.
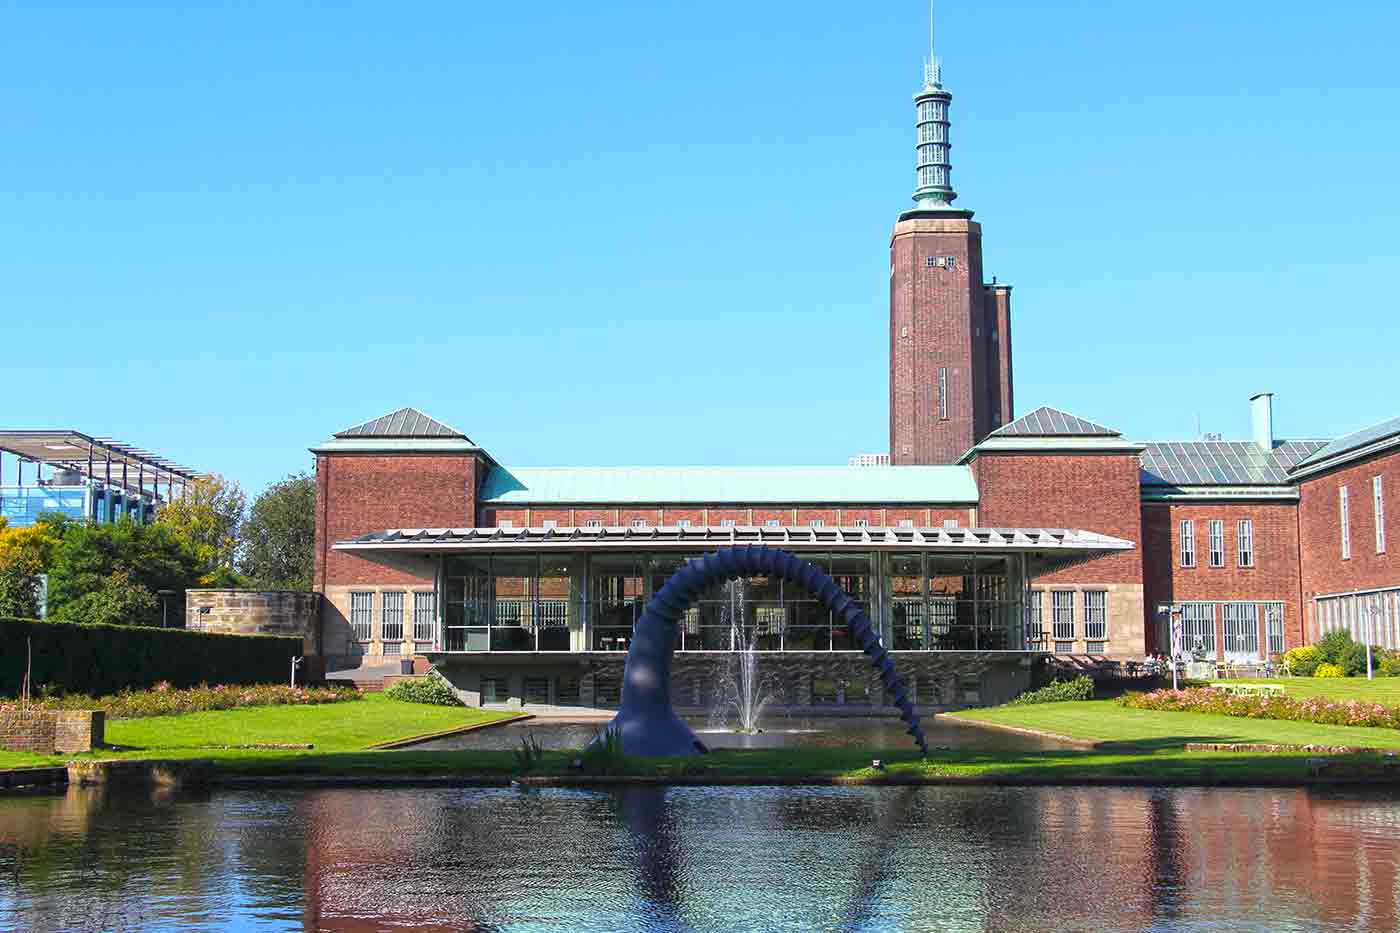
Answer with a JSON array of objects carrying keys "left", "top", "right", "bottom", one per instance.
[{"left": 1, "top": 616, "right": 304, "bottom": 696}]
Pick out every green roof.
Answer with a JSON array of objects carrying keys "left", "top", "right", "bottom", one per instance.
[
  {"left": 1290, "top": 414, "right": 1400, "bottom": 475},
  {"left": 480, "top": 465, "right": 979, "bottom": 505}
]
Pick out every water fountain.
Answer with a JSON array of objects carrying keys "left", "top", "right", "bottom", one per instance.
[
  {"left": 603, "top": 544, "right": 929, "bottom": 757},
  {"left": 706, "top": 579, "right": 786, "bottom": 734}
]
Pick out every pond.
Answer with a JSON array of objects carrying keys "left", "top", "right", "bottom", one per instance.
[
  {"left": 2, "top": 783, "right": 1398, "bottom": 931},
  {"left": 410, "top": 715, "right": 1072, "bottom": 752}
]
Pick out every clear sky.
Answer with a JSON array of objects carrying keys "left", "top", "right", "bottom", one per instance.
[{"left": 4, "top": 1, "right": 1398, "bottom": 496}]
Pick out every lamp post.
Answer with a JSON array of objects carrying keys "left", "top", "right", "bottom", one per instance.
[
  {"left": 1364, "top": 601, "right": 1382, "bottom": 681},
  {"left": 156, "top": 589, "right": 176, "bottom": 628}
]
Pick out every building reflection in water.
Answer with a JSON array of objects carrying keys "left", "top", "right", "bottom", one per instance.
[{"left": 2, "top": 784, "right": 1399, "bottom": 931}]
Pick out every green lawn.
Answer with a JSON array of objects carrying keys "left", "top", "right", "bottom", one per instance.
[
  {"left": 0, "top": 694, "right": 514, "bottom": 769},
  {"left": 1207, "top": 677, "right": 1400, "bottom": 703},
  {"left": 951, "top": 699, "right": 1400, "bottom": 749}
]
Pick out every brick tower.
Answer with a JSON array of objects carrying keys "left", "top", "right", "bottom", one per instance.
[{"left": 890, "top": 48, "right": 1013, "bottom": 465}]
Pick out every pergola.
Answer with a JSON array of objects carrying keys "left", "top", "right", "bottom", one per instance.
[{"left": 0, "top": 429, "right": 203, "bottom": 501}]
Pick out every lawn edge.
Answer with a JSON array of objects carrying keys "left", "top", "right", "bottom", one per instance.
[
  {"left": 941, "top": 711, "right": 1098, "bottom": 748},
  {"left": 367, "top": 712, "right": 532, "bottom": 750}
]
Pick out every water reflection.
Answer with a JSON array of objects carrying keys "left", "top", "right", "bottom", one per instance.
[{"left": 2, "top": 783, "right": 1399, "bottom": 931}]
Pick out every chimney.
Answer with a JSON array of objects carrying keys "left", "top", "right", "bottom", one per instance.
[{"left": 1250, "top": 393, "right": 1274, "bottom": 451}]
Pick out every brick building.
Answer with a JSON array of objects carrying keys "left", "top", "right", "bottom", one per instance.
[{"left": 308, "top": 56, "right": 1399, "bottom": 709}]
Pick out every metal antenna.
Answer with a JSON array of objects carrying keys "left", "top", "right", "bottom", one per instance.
[{"left": 924, "top": 0, "right": 942, "bottom": 88}]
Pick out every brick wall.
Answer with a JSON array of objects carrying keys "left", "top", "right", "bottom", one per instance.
[
  {"left": 1, "top": 709, "right": 104, "bottom": 754},
  {"left": 889, "top": 216, "right": 987, "bottom": 465},
  {"left": 1297, "top": 448, "right": 1400, "bottom": 640},
  {"left": 315, "top": 453, "right": 481, "bottom": 589},
  {"left": 985, "top": 285, "right": 1013, "bottom": 428},
  {"left": 1142, "top": 501, "right": 1305, "bottom": 652},
  {"left": 973, "top": 450, "right": 1145, "bottom": 656}
]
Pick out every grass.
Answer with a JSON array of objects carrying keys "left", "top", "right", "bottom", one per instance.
[
  {"left": 5, "top": 685, "right": 1400, "bottom": 785},
  {"left": 951, "top": 698, "right": 1400, "bottom": 749},
  {"left": 0, "top": 694, "right": 514, "bottom": 769}
]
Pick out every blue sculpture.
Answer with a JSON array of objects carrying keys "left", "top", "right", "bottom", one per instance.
[{"left": 605, "top": 545, "right": 929, "bottom": 757}]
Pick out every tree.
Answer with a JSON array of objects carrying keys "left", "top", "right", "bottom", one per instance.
[
  {"left": 56, "top": 568, "right": 160, "bottom": 627},
  {"left": 0, "top": 517, "right": 63, "bottom": 619},
  {"left": 155, "top": 474, "right": 246, "bottom": 574},
  {"left": 48, "top": 519, "right": 201, "bottom": 626},
  {"left": 240, "top": 472, "right": 316, "bottom": 590}
]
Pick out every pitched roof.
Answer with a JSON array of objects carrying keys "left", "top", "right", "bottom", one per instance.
[
  {"left": 1140, "top": 440, "right": 1327, "bottom": 487},
  {"left": 333, "top": 407, "right": 470, "bottom": 440},
  {"left": 479, "top": 465, "right": 979, "bottom": 505},
  {"left": 990, "top": 407, "right": 1120, "bottom": 438},
  {"left": 1290, "top": 414, "right": 1400, "bottom": 475}
]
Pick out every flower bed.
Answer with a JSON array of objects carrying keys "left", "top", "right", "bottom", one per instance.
[
  {"left": 1, "top": 681, "right": 359, "bottom": 721},
  {"left": 1119, "top": 687, "right": 1400, "bottom": 730}
]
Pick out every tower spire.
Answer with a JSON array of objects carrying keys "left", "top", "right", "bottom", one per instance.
[{"left": 908, "top": 0, "right": 959, "bottom": 215}]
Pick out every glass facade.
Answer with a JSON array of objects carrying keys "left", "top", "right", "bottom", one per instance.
[
  {"left": 0, "top": 484, "right": 156, "bottom": 527},
  {"left": 433, "top": 550, "right": 1030, "bottom": 654}
]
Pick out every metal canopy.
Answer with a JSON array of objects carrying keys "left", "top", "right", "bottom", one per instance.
[
  {"left": 0, "top": 431, "right": 201, "bottom": 480},
  {"left": 336, "top": 525, "right": 1134, "bottom": 575}
]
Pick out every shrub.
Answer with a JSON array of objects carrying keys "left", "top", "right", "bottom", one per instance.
[
  {"left": 1119, "top": 687, "right": 1400, "bottom": 729},
  {"left": 1379, "top": 657, "right": 1400, "bottom": 678},
  {"left": 514, "top": 732, "right": 545, "bottom": 773},
  {"left": 3, "top": 681, "right": 358, "bottom": 720},
  {"left": 1314, "top": 631, "right": 1356, "bottom": 666},
  {"left": 1009, "top": 675, "right": 1095, "bottom": 706},
  {"left": 579, "top": 727, "right": 630, "bottom": 775},
  {"left": 0, "top": 616, "right": 303, "bottom": 696},
  {"left": 1282, "top": 646, "right": 1321, "bottom": 677},
  {"left": 384, "top": 676, "right": 461, "bottom": 706},
  {"left": 1314, "top": 663, "right": 1346, "bottom": 679}
]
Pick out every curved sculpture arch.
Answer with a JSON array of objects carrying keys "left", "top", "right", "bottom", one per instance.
[{"left": 606, "top": 545, "right": 929, "bottom": 757}]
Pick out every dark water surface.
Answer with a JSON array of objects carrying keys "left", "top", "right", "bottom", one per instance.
[
  {"left": 2, "top": 784, "right": 1399, "bottom": 932},
  {"left": 412, "top": 716, "right": 1071, "bottom": 752}
]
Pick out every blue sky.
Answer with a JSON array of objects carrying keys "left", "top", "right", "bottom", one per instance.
[{"left": 4, "top": 1, "right": 1398, "bottom": 496}]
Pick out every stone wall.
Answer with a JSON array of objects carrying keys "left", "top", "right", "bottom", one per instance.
[
  {"left": 0, "top": 709, "right": 104, "bottom": 754},
  {"left": 186, "top": 590, "right": 319, "bottom": 653}
]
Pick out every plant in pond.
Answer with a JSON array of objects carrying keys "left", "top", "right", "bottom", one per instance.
[
  {"left": 384, "top": 676, "right": 461, "bottom": 706},
  {"left": 579, "top": 727, "right": 631, "bottom": 775},
  {"left": 1009, "top": 675, "right": 1094, "bottom": 706},
  {"left": 514, "top": 732, "right": 545, "bottom": 773}
]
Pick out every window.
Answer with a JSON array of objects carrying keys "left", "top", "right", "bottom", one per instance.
[
  {"left": 854, "top": 518, "right": 869, "bottom": 528},
  {"left": 1265, "top": 603, "right": 1286, "bottom": 656},
  {"left": 1181, "top": 603, "right": 1216, "bottom": 657},
  {"left": 630, "top": 519, "right": 648, "bottom": 529},
  {"left": 1051, "top": 591, "right": 1075, "bottom": 652},
  {"left": 1083, "top": 591, "right": 1107, "bottom": 648},
  {"left": 1376, "top": 477, "right": 1386, "bottom": 554},
  {"left": 1026, "top": 590, "right": 1044, "bottom": 647},
  {"left": 1208, "top": 520, "right": 1225, "bottom": 568},
  {"left": 676, "top": 519, "right": 691, "bottom": 529},
  {"left": 1340, "top": 487, "right": 1351, "bottom": 560},
  {"left": 349, "top": 592, "right": 373, "bottom": 642},
  {"left": 720, "top": 518, "right": 737, "bottom": 527},
  {"left": 809, "top": 519, "right": 825, "bottom": 528},
  {"left": 499, "top": 520, "right": 513, "bottom": 529},
  {"left": 1237, "top": 519, "right": 1254, "bottom": 568},
  {"left": 1180, "top": 520, "right": 1196, "bottom": 568},
  {"left": 542, "top": 519, "right": 558, "bottom": 530},
  {"left": 585, "top": 519, "right": 602, "bottom": 528},
  {"left": 1223, "top": 603, "right": 1260, "bottom": 661},
  {"left": 765, "top": 519, "right": 780, "bottom": 528},
  {"left": 412, "top": 592, "right": 436, "bottom": 643},
  {"left": 898, "top": 519, "right": 915, "bottom": 529},
  {"left": 481, "top": 675, "right": 509, "bottom": 705},
  {"left": 382, "top": 591, "right": 405, "bottom": 644},
  {"left": 938, "top": 368, "right": 948, "bottom": 421}
]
